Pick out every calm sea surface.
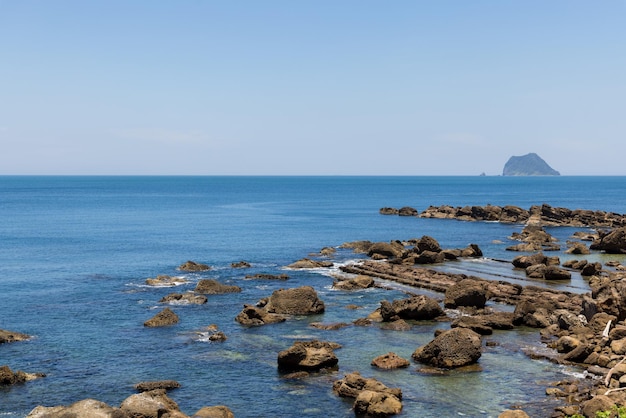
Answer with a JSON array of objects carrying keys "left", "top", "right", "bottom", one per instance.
[{"left": 1, "top": 176, "right": 626, "bottom": 417}]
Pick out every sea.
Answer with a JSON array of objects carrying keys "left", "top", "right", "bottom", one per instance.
[{"left": 1, "top": 175, "right": 625, "bottom": 417}]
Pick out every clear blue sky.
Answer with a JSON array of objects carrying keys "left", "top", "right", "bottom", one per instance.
[{"left": 1, "top": 1, "right": 624, "bottom": 175}]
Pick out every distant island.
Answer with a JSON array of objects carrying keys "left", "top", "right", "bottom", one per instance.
[{"left": 502, "top": 153, "right": 560, "bottom": 176}]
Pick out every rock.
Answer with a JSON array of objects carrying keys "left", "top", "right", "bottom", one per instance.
[
  {"left": 380, "top": 295, "right": 443, "bottom": 322},
  {"left": 235, "top": 305, "right": 286, "bottom": 327},
  {"left": 416, "top": 235, "right": 442, "bottom": 253},
  {"left": 367, "top": 241, "right": 406, "bottom": 259},
  {"left": 498, "top": 410, "right": 530, "bottom": 418},
  {"left": 27, "top": 399, "right": 123, "bottom": 418},
  {"left": 354, "top": 390, "right": 403, "bottom": 416},
  {"left": 332, "top": 371, "right": 402, "bottom": 400},
  {"left": 412, "top": 328, "right": 482, "bottom": 368},
  {"left": 319, "top": 247, "right": 336, "bottom": 256},
  {"left": 371, "top": 352, "right": 410, "bottom": 370},
  {"left": 566, "top": 242, "right": 590, "bottom": 254},
  {"left": 581, "top": 261, "right": 603, "bottom": 276},
  {"left": 450, "top": 316, "right": 493, "bottom": 335},
  {"left": 512, "top": 253, "right": 549, "bottom": 269},
  {"left": 555, "top": 336, "right": 580, "bottom": 353},
  {"left": 398, "top": 206, "right": 418, "bottom": 216},
  {"left": 544, "top": 266, "right": 572, "bottom": 280},
  {"left": 134, "top": 380, "right": 181, "bottom": 392},
  {"left": 502, "top": 153, "right": 560, "bottom": 176},
  {"left": 192, "top": 406, "right": 235, "bottom": 418},
  {"left": 381, "top": 319, "right": 412, "bottom": 331},
  {"left": 444, "top": 279, "right": 488, "bottom": 308},
  {"left": 160, "top": 292, "right": 208, "bottom": 305},
  {"left": 310, "top": 322, "right": 351, "bottom": 331},
  {"left": 0, "top": 329, "right": 31, "bottom": 344},
  {"left": 277, "top": 340, "right": 340, "bottom": 373},
  {"left": 120, "top": 388, "right": 185, "bottom": 418},
  {"left": 265, "top": 286, "right": 325, "bottom": 315},
  {"left": 591, "top": 227, "right": 626, "bottom": 254},
  {"left": 230, "top": 261, "right": 251, "bottom": 268},
  {"left": 286, "top": 258, "right": 334, "bottom": 269},
  {"left": 379, "top": 207, "right": 399, "bottom": 215},
  {"left": 581, "top": 395, "right": 615, "bottom": 418},
  {"left": 244, "top": 273, "right": 289, "bottom": 280},
  {"left": 340, "top": 240, "right": 374, "bottom": 253},
  {"left": 1, "top": 365, "right": 45, "bottom": 386},
  {"left": 178, "top": 260, "right": 210, "bottom": 271},
  {"left": 333, "top": 275, "right": 375, "bottom": 290},
  {"left": 144, "top": 308, "right": 179, "bottom": 327},
  {"left": 414, "top": 250, "right": 445, "bottom": 264},
  {"left": 194, "top": 279, "right": 241, "bottom": 294},
  {"left": 145, "top": 275, "right": 188, "bottom": 287}
]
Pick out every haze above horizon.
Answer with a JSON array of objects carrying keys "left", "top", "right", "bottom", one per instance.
[{"left": 1, "top": 1, "right": 624, "bottom": 175}]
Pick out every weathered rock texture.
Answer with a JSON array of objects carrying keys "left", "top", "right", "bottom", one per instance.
[{"left": 277, "top": 340, "right": 340, "bottom": 373}]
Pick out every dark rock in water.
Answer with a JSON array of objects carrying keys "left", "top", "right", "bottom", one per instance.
[
  {"left": 160, "top": 292, "right": 208, "bottom": 305},
  {"left": 192, "top": 405, "right": 235, "bottom": 418},
  {"left": 590, "top": 227, "right": 626, "bottom": 254},
  {"left": 194, "top": 279, "right": 241, "bottom": 294},
  {"left": 230, "top": 261, "right": 251, "bottom": 268},
  {"left": 235, "top": 305, "right": 286, "bottom": 327},
  {"left": 371, "top": 352, "right": 410, "bottom": 370},
  {"left": 444, "top": 279, "right": 489, "bottom": 308},
  {"left": 134, "top": 380, "right": 181, "bottom": 392},
  {"left": 0, "top": 365, "right": 45, "bottom": 386},
  {"left": 265, "top": 286, "right": 325, "bottom": 315},
  {"left": 178, "top": 260, "right": 211, "bottom": 271},
  {"left": 380, "top": 295, "right": 443, "bottom": 322},
  {"left": 502, "top": 153, "right": 560, "bottom": 176},
  {"left": 286, "top": 258, "right": 333, "bottom": 269},
  {"left": 333, "top": 371, "right": 403, "bottom": 416},
  {"left": 0, "top": 329, "right": 31, "bottom": 344},
  {"left": 143, "top": 307, "right": 179, "bottom": 327}
]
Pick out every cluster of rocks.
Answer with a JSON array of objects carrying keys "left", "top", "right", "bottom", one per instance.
[
  {"left": 235, "top": 286, "right": 325, "bottom": 326},
  {"left": 386, "top": 203, "right": 626, "bottom": 229},
  {"left": 339, "top": 235, "right": 482, "bottom": 265},
  {"left": 1, "top": 331, "right": 45, "bottom": 387},
  {"left": 27, "top": 386, "right": 234, "bottom": 418}
]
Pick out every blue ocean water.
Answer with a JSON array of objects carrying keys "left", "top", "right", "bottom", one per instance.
[{"left": 1, "top": 176, "right": 625, "bottom": 417}]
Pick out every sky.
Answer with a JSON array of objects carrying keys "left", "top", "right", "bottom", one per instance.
[{"left": 1, "top": 1, "right": 625, "bottom": 175}]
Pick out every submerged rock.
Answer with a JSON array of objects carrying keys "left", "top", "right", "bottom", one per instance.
[
  {"left": 134, "top": 380, "right": 181, "bottom": 392},
  {"left": 371, "top": 352, "right": 410, "bottom": 370},
  {"left": 194, "top": 279, "right": 241, "bottom": 294},
  {"left": 178, "top": 260, "right": 211, "bottom": 271}
]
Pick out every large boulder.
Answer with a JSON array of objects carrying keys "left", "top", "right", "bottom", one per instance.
[
  {"left": 591, "top": 227, "right": 626, "bottom": 254},
  {"left": 380, "top": 295, "right": 443, "bottom": 322},
  {"left": 277, "top": 340, "right": 340, "bottom": 373},
  {"left": 192, "top": 406, "right": 235, "bottom": 418},
  {"left": 444, "top": 279, "right": 488, "bottom": 308},
  {"left": 416, "top": 235, "right": 442, "bottom": 253},
  {"left": 333, "top": 371, "right": 402, "bottom": 400},
  {"left": 144, "top": 308, "right": 179, "bottom": 327},
  {"left": 412, "top": 328, "right": 482, "bottom": 368},
  {"left": 265, "top": 286, "right": 325, "bottom": 315},
  {"left": 120, "top": 389, "right": 186, "bottom": 418},
  {"left": 354, "top": 390, "right": 403, "bottom": 416},
  {"left": 235, "top": 305, "right": 286, "bottom": 327},
  {"left": 0, "top": 329, "right": 31, "bottom": 344},
  {"left": 367, "top": 241, "right": 406, "bottom": 259},
  {"left": 333, "top": 275, "right": 375, "bottom": 290},
  {"left": 194, "top": 279, "right": 241, "bottom": 294}
]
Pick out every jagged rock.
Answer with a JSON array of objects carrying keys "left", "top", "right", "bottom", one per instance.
[
  {"left": 340, "top": 240, "right": 374, "bottom": 253},
  {"left": 566, "top": 242, "right": 590, "bottom": 254},
  {"left": 286, "top": 258, "right": 334, "bottom": 269},
  {"left": 398, "top": 206, "right": 418, "bottom": 216},
  {"left": 512, "top": 253, "right": 550, "bottom": 268},
  {"left": 332, "top": 371, "right": 402, "bottom": 400},
  {"left": 380, "top": 295, "right": 443, "bottom": 322},
  {"left": 591, "top": 227, "right": 626, "bottom": 254},
  {"left": 244, "top": 273, "right": 289, "bottom": 280},
  {"left": 178, "top": 260, "right": 211, "bottom": 271},
  {"left": 265, "top": 286, "right": 325, "bottom": 315},
  {"left": 194, "top": 279, "right": 241, "bottom": 294},
  {"left": 379, "top": 207, "right": 399, "bottom": 215},
  {"left": 0, "top": 329, "right": 31, "bottom": 344},
  {"left": 277, "top": 340, "right": 340, "bottom": 373},
  {"left": 0, "top": 365, "right": 45, "bottom": 386},
  {"left": 160, "top": 292, "right": 208, "bottom": 305},
  {"left": 144, "top": 308, "right": 179, "bottom": 327},
  {"left": 371, "top": 352, "right": 410, "bottom": 370},
  {"left": 416, "top": 235, "right": 442, "bottom": 253},
  {"left": 310, "top": 322, "right": 350, "bottom": 331},
  {"left": 581, "top": 395, "right": 615, "bottom": 418},
  {"left": 145, "top": 275, "right": 189, "bottom": 287},
  {"left": 235, "top": 305, "right": 286, "bottom": 327},
  {"left": 414, "top": 250, "right": 445, "bottom": 264},
  {"left": 412, "top": 328, "right": 482, "bottom": 368}
]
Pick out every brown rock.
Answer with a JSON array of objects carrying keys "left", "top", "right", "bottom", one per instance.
[
  {"left": 194, "top": 279, "right": 241, "bottom": 294},
  {"left": 265, "top": 286, "right": 325, "bottom": 315},
  {"left": 235, "top": 305, "right": 286, "bottom": 327},
  {"left": 286, "top": 258, "right": 333, "bottom": 269},
  {"left": 27, "top": 399, "right": 124, "bottom": 418},
  {"left": 160, "top": 292, "right": 207, "bottom": 305},
  {"left": 498, "top": 410, "right": 530, "bottom": 418},
  {"left": 354, "top": 390, "right": 403, "bottom": 416},
  {"left": 371, "top": 352, "right": 410, "bottom": 370},
  {"left": 145, "top": 275, "right": 188, "bottom": 287},
  {"left": 412, "top": 328, "right": 482, "bottom": 368},
  {"left": 277, "top": 340, "right": 340, "bottom": 373},
  {"left": 192, "top": 406, "right": 235, "bottom": 418},
  {"left": 134, "top": 380, "right": 181, "bottom": 392},
  {"left": 144, "top": 308, "right": 179, "bottom": 327},
  {"left": 0, "top": 329, "right": 31, "bottom": 344},
  {"left": 444, "top": 279, "right": 488, "bottom": 308},
  {"left": 120, "top": 389, "right": 185, "bottom": 418},
  {"left": 178, "top": 260, "right": 210, "bottom": 271},
  {"left": 380, "top": 295, "right": 443, "bottom": 322}
]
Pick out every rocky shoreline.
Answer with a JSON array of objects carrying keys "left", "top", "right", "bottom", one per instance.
[{"left": 5, "top": 205, "right": 626, "bottom": 417}]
